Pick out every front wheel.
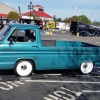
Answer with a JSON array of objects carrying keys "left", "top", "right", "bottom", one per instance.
[
  {"left": 80, "top": 62, "right": 94, "bottom": 74},
  {"left": 14, "top": 60, "right": 33, "bottom": 77}
]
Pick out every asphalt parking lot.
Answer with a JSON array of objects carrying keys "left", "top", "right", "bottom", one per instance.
[
  {"left": 0, "top": 68, "right": 100, "bottom": 100},
  {"left": 0, "top": 31, "right": 100, "bottom": 100},
  {"left": 41, "top": 30, "right": 100, "bottom": 46}
]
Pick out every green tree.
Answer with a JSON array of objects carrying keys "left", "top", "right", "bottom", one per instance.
[
  {"left": 93, "top": 20, "right": 100, "bottom": 26},
  {"left": 7, "top": 11, "right": 20, "bottom": 20},
  {"left": 72, "top": 15, "right": 78, "bottom": 21},
  {"left": 63, "top": 17, "right": 76, "bottom": 23},
  {"left": 72, "top": 15, "right": 91, "bottom": 24},
  {"left": 56, "top": 18, "right": 62, "bottom": 22},
  {"left": 79, "top": 15, "right": 91, "bottom": 24}
]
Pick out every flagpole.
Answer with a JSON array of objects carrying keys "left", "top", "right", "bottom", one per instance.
[
  {"left": 75, "top": 6, "right": 79, "bottom": 36},
  {"left": 91, "top": 13, "right": 95, "bottom": 25}
]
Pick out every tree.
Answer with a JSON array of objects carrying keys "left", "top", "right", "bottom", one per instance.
[
  {"left": 72, "top": 15, "right": 78, "bottom": 21},
  {"left": 7, "top": 11, "right": 20, "bottom": 20},
  {"left": 56, "top": 18, "right": 62, "bottom": 22},
  {"left": 63, "top": 17, "right": 76, "bottom": 23},
  {"left": 93, "top": 20, "right": 100, "bottom": 26},
  {"left": 72, "top": 15, "right": 91, "bottom": 24}
]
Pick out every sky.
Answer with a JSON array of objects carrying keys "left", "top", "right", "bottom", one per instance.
[{"left": 0, "top": 0, "right": 100, "bottom": 22}]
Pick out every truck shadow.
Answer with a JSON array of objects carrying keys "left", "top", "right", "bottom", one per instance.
[
  {"left": 0, "top": 68, "right": 99, "bottom": 77},
  {"left": 0, "top": 70, "right": 15, "bottom": 75},
  {"left": 34, "top": 69, "right": 80, "bottom": 76},
  {"left": 0, "top": 69, "right": 80, "bottom": 81},
  {"left": 0, "top": 69, "right": 79, "bottom": 76}
]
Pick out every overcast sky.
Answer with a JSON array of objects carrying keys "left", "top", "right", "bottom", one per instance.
[{"left": 0, "top": 0, "right": 100, "bottom": 22}]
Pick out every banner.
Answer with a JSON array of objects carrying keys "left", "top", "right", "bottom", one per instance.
[
  {"left": 91, "top": 13, "right": 94, "bottom": 22},
  {"left": 75, "top": 6, "right": 78, "bottom": 15},
  {"left": 18, "top": 6, "right": 21, "bottom": 16}
]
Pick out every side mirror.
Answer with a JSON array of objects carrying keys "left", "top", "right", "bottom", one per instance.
[{"left": 9, "top": 38, "right": 13, "bottom": 45}]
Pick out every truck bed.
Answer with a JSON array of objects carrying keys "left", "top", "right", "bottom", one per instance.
[
  {"left": 42, "top": 40, "right": 99, "bottom": 47},
  {"left": 42, "top": 40, "right": 56, "bottom": 46}
]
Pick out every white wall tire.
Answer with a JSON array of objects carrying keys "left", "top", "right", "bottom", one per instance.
[
  {"left": 14, "top": 60, "right": 33, "bottom": 77},
  {"left": 80, "top": 62, "right": 94, "bottom": 74}
]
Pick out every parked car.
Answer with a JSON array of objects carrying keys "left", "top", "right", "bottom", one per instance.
[
  {"left": 0, "top": 19, "right": 11, "bottom": 29},
  {"left": 0, "top": 20, "right": 3, "bottom": 29},
  {"left": 70, "top": 21, "right": 100, "bottom": 37},
  {"left": 79, "top": 30, "right": 95, "bottom": 36}
]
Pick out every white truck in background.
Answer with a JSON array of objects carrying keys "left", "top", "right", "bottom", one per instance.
[{"left": 56, "top": 22, "right": 69, "bottom": 32}]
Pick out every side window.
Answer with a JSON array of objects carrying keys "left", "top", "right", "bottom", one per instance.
[
  {"left": 8, "top": 29, "right": 36, "bottom": 42},
  {"left": 8, "top": 29, "right": 25, "bottom": 42},
  {"left": 23, "top": 30, "right": 36, "bottom": 42}
]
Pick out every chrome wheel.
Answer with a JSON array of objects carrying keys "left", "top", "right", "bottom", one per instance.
[
  {"left": 80, "top": 62, "right": 94, "bottom": 74},
  {"left": 15, "top": 60, "right": 33, "bottom": 77}
]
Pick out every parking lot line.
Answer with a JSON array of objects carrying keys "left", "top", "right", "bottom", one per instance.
[
  {"left": 44, "top": 74, "right": 61, "bottom": 76},
  {"left": 25, "top": 80, "right": 100, "bottom": 84},
  {"left": 82, "top": 90, "right": 100, "bottom": 93},
  {"left": 76, "top": 75, "right": 100, "bottom": 77},
  {"left": 95, "top": 42, "right": 100, "bottom": 43}
]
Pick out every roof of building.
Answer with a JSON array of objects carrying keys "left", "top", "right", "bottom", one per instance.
[
  {"left": 22, "top": 11, "right": 53, "bottom": 18},
  {"left": 34, "top": 5, "right": 44, "bottom": 8},
  {"left": 0, "top": 13, "right": 22, "bottom": 18},
  {"left": 0, "top": 13, "right": 7, "bottom": 17},
  {"left": 0, "top": 11, "right": 53, "bottom": 18}
]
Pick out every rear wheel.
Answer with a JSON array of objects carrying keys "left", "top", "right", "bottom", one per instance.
[
  {"left": 14, "top": 60, "right": 33, "bottom": 77},
  {"left": 80, "top": 62, "right": 94, "bottom": 74}
]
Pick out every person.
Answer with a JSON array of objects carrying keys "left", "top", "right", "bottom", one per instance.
[
  {"left": 23, "top": 30, "right": 35, "bottom": 42},
  {"left": 94, "top": 28, "right": 99, "bottom": 37},
  {"left": 30, "top": 31, "right": 36, "bottom": 41}
]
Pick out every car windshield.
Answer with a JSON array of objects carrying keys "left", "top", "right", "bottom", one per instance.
[{"left": 0, "top": 25, "right": 11, "bottom": 41}]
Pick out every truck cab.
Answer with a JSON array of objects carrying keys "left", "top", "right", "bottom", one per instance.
[{"left": 0, "top": 23, "right": 42, "bottom": 76}]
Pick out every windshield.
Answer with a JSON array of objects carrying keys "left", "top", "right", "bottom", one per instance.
[{"left": 0, "top": 25, "right": 11, "bottom": 41}]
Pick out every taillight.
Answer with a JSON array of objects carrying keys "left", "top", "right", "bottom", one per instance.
[{"left": 40, "top": 22, "right": 42, "bottom": 25}]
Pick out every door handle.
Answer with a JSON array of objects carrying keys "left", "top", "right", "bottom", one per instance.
[
  {"left": 32, "top": 46, "right": 38, "bottom": 48},
  {"left": 3, "top": 48, "right": 10, "bottom": 50}
]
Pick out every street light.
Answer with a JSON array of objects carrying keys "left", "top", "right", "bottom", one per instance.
[
  {"left": 33, "top": 9, "right": 35, "bottom": 19},
  {"left": 28, "top": 2, "right": 34, "bottom": 19},
  {"left": 53, "top": 15, "right": 56, "bottom": 22},
  {"left": 18, "top": 6, "right": 21, "bottom": 16},
  {"left": 53, "top": 15, "right": 56, "bottom": 29}
]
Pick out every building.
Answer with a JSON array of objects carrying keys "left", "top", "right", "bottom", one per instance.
[
  {"left": 0, "top": 2, "right": 18, "bottom": 18},
  {"left": 0, "top": 2, "right": 53, "bottom": 22},
  {"left": 22, "top": 5, "right": 53, "bottom": 22}
]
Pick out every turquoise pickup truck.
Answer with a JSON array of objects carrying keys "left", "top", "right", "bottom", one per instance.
[{"left": 0, "top": 23, "right": 100, "bottom": 77}]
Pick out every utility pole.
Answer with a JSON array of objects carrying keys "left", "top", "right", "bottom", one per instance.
[{"left": 28, "top": 2, "right": 34, "bottom": 19}]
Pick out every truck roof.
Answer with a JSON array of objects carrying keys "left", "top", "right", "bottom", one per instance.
[{"left": 7, "top": 23, "right": 40, "bottom": 29}]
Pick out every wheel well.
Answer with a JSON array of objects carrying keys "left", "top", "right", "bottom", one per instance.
[
  {"left": 14, "top": 59, "right": 36, "bottom": 70},
  {"left": 93, "top": 62, "right": 95, "bottom": 66}
]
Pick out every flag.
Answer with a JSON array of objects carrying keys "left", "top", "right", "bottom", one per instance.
[
  {"left": 33, "top": 9, "right": 35, "bottom": 19},
  {"left": 91, "top": 13, "right": 94, "bottom": 22},
  {"left": 18, "top": 6, "right": 21, "bottom": 16},
  {"left": 33, "top": 9, "right": 35, "bottom": 16},
  {"left": 75, "top": 6, "right": 78, "bottom": 15}
]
